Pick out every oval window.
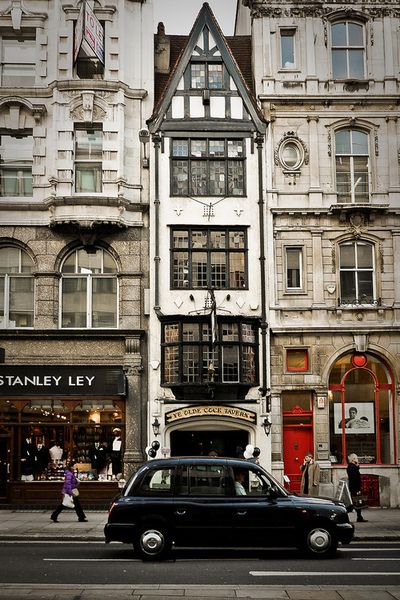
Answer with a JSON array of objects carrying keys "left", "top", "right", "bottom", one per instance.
[{"left": 280, "top": 140, "right": 302, "bottom": 170}]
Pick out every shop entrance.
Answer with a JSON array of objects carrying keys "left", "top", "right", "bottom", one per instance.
[
  {"left": 170, "top": 429, "right": 248, "bottom": 458},
  {"left": 0, "top": 433, "right": 11, "bottom": 500}
]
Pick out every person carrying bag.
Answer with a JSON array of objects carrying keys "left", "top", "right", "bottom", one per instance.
[
  {"left": 347, "top": 453, "right": 368, "bottom": 522},
  {"left": 51, "top": 463, "right": 87, "bottom": 522}
]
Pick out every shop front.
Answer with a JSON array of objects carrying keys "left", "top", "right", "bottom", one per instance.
[
  {"left": 278, "top": 350, "right": 398, "bottom": 506},
  {"left": 0, "top": 365, "right": 126, "bottom": 506},
  {"left": 158, "top": 404, "right": 267, "bottom": 462}
]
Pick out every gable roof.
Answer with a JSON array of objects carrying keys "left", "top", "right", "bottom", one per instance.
[{"left": 149, "top": 2, "right": 266, "bottom": 134}]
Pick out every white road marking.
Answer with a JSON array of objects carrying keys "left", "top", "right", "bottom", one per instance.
[
  {"left": 43, "top": 558, "right": 137, "bottom": 562},
  {"left": 352, "top": 558, "right": 400, "bottom": 561},
  {"left": 249, "top": 571, "right": 399, "bottom": 577}
]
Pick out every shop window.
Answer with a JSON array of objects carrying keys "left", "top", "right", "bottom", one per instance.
[
  {"left": 0, "top": 246, "right": 34, "bottom": 328},
  {"left": 329, "top": 353, "right": 394, "bottom": 465},
  {"left": 60, "top": 247, "right": 118, "bottom": 328},
  {"left": 0, "top": 35, "right": 36, "bottom": 86},
  {"left": 10, "top": 400, "right": 124, "bottom": 481},
  {"left": 171, "top": 138, "right": 245, "bottom": 196},
  {"left": 161, "top": 318, "right": 258, "bottom": 386},
  {"left": 0, "top": 133, "right": 33, "bottom": 197},
  {"left": 286, "top": 349, "right": 308, "bottom": 372},
  {"left": 171, "top": 227, "right": 247, "bottom": 289},
  {"left": 285, "top": 247, "right": 303, "bottom": 290},
  {"left": 339, "top": 240, "right": 375, "bottom": 304},
  {"left": 335, "top": 129, "right": 369, "bottom": 203},
  {"left": 74, "top": 126, "right": 103, "bottom": 193},
  {"left": 280, "top": 29, "right": 296, "bottom": 69},
  {"left": 331, "top": 21, "right": 365, "bottom": 80}
]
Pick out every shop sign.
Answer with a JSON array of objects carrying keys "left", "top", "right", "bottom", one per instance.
[
  {"left": 165, "top": 405, "right": 257, "bottom": 424},
  {"left": 0, "top": 366, "right": 125, "bottom": 396},
  {"left": 74, "top": 1, "right": 104, "bottom": 64}
]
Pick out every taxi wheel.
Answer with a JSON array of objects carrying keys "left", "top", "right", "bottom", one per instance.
[
  {"left": 301, "top": 525, "right": 338, "bottom": 558},
  {"left": 135, "top": 524, "right": 171, "bottom": 561}
]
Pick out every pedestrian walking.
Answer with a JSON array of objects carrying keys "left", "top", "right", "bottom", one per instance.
[
  {"left": 50, "top": 463, "right": 88, "bottom": 522},
  {"left": 347, "top": 453, "right": 368, "bottom": 522},
  {"left": 300, "top": 452, "right": 320, "bottom": 496}
]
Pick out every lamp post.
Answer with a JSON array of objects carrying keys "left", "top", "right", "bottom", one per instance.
[{"left": 152, "top": 417, "right": 160, "bottom": 437}]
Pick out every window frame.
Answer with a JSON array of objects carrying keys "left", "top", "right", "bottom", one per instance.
[
  {"left": 170, "top": 137, "right": 246, "bottom": 197},
  {"left": 60, "top": 247, "right": 118, "bottom": 329},
  {"left": 338, "top": 240, "right": 376, "bottom": 305},
  {"left": 74, "top": 125, "right": 103, "bottom": 194},
  {"left": 279, "top": 28, "right": 297, "bottom": 70},
  {"left": 189, "top": 61, "right": 225, "bottom": 90},
  {"left": 284, "top": 246, "right": 303, "bottom": 292},
  {"left": 161, "top": 318, "right": 259, "bottom": 387},
  {"left": 0, "top": 246, "right": 34, "bottom": 329},
  {"left": 286, "top": 349, "right": 309, "bottom": 373},
  {"left": 0, "top": 33, "right": 36, "bottom": 87},
  {"left": 331, "top": 21, "right": 366, "bottom": 80},
  {"left": 0, "top": 132, "right": 33, "bottom": 197},
  {"left": 170, "top": 226, "right": 248, "bottom": 290},
  {"left": 334, "top": 128, "right": 370, "bottom": 204}
]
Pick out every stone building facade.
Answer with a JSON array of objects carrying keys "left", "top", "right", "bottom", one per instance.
[
  {"left": 0, "top": 0, "right": 153, "bottom": 505},
  {"left": 236, "top": 0, "right": 400, "bottom": 506}
]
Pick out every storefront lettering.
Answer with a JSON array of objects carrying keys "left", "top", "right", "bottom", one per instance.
[
  {"left": 0, "top": 375, "right": 95, "bottom": 387},
  {"left": 165, "top": 405, "right": 257, "bottom": 424}
]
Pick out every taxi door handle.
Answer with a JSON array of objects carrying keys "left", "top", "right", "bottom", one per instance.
[
  {"left": 175, "top": 509, "right": 186, "bottom": 516},
  {"left": 236, "top": 510, "right": 247, "bottom": 516}
]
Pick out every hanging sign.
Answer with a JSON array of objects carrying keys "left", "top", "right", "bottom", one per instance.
[
  {"left": 165, "top": 405, "right": 257, "bottom": 424},
  {"left": 74, "top": 1, "right": 104, "bottom": 65}
]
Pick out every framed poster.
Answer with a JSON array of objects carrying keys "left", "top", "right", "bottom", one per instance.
[{"left": 334, "top": 403, "right": 375, "bottom": 435}]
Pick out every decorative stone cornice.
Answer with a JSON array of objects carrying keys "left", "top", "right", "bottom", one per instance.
[{"left": 243, "top": 0, "right": 400, "bottom": 19}]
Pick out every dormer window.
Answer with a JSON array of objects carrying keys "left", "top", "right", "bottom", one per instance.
[{"left": 190, "top": 62, "right": 223, "bottom": 89}]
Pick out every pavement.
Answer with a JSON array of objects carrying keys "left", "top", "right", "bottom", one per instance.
[{"left": 0, "top": 507, "right": 399, "bottom": 600}]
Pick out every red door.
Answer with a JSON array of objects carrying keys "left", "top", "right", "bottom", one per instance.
[{"left": 283, "top": 426, "right": 313, "bottom": 492}]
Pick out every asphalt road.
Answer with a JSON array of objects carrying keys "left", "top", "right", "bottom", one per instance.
[{"left": 1, "top": 541, "right": 400, "bottom": 587}]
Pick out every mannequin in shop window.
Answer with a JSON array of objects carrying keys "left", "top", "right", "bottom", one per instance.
[
  {"left": 89, "top": 441, "right": 108, "bottom": 478},
  {"left": 35, "top": 441, "right": 50, "bottom": 480},
  {"left": 109, "top": 428, "right": 122, "bottom": 479},
  {"left": 21, "top": 436, "right": 37, "bottom": 481},
  {"left": 49, "top": 441, "right": 64, "bottom": 464}
]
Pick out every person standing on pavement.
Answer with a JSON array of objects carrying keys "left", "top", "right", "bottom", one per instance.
[
  {"left": 300, "top": 452, "right": 320, "bottom": 496},
  {"left": 50, "top": 463, "right": 87, "bottom": 522},
  {"left": 347, "top": 453, "right": 368, "bottom": 522}
]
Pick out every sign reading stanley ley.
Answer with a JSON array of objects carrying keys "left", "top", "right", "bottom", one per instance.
[{"left": 0, "top": 366, "right": 125, "bottom": 396}]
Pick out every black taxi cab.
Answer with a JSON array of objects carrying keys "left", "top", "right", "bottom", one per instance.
[{"left": 104, "top": 457, "right": 354, "bottom": 560}]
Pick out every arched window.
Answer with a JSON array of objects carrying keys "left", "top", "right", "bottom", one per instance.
[
  {"left": 60, "top": 247, "right": 118, "bottom": 328},
  {"left": 329, "top": 353, "right": 394, "bottom": 465},
  {"left": 0, "top": 246, "right": 34, "bottom": 328},
  {"left": 339, "top": 240, "right": 375, "bottom": 304},
  {"left": 335, "top": 129, "right": 369, "bottom": 203},
  {"left": 331, "top": 21, "right": 365, "bottom": 79}
]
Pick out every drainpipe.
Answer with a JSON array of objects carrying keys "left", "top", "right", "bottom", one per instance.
[
  {"left": 152, "top": 133, "right": 162, "bottom": 315},
  {"left": 256, "top": 133, "right": 269, "bottom": 412}
]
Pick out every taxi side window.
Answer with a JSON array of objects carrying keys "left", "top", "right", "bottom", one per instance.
[
  {"left": 139, "top": 468, "right": 175, "bottom": 494},
  {"left": 179, "top": 464, "right": 227, "bottom": 496},
  {"left": 232, "top": 467, "right": 274, "bottom": 497}
]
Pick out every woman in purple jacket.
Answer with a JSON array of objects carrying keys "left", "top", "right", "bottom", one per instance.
[{"left": 51, "top": 464, "right": 87, "bottom": 522}]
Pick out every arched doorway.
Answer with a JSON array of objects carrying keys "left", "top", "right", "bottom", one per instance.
[
  {"left": 170, "top": 428, "right": 248, "bottom": 458},
  {"left": 328, "top": 352, "right": 395, "bottom": 466}
]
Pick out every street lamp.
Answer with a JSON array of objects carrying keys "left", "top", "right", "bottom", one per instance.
[
  {"left": 152, "top": 417, "right": 160, "bottom": 437},
  {"left": 262, "top": 415, "right": 272, "bottom": 436}
]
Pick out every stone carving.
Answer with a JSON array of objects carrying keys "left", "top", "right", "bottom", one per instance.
[
  {"left": 348, "top": 212, "right": 368, "bottom": 238},
  {"left": 246, "top": 1, "right": 400, "bottom": 19}
]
